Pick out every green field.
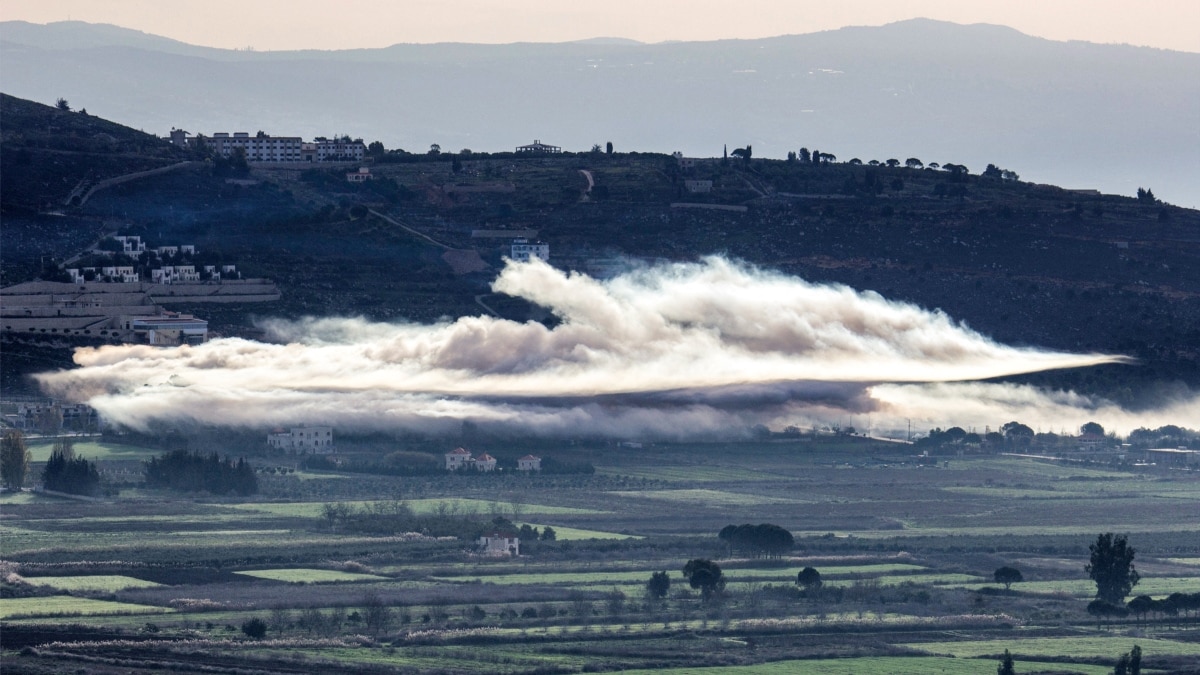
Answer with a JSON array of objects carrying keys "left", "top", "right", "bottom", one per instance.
[
  {"left": 956, "top": 577, "right": 1200, "bottom": 597},
  {"left": 221, "top": 498, "right": 604, "bottom": 518},
  {"left": 908, "top": 636, "right": 1200, "bottom": 658},
  {"left": 234, "top": 568, "right": 390, "bottom": 583},
  {"left": 22, "top": 574, "right": 163, "bottom": 592},
  {"left": 26, "top": 439, "right": 157, "bottom": 462},
  {"left": 610, "top": 488, "right": 811, "bottom": 506},
  {"left": 0, "top": 596, "right": 173, "bottom": 619}
]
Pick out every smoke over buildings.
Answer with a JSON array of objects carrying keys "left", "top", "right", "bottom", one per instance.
[{"left": 37, "top": 257, "right": 1191, "bottom": 439}]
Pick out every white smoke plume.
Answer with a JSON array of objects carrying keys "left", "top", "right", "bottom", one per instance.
[{"left": 35, "top": 256, "right": 1183, "bottom": 439}]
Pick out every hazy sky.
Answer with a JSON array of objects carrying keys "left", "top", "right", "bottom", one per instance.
[{"left": 3, "top": 0, "right": 1198, "bottom": 52}]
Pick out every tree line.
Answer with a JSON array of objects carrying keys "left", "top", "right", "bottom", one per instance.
[{"left": 144, "top": 450, "right": 257, "bottom": 496}]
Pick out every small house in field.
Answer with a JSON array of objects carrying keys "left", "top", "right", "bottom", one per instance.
[
  {"left": 478, "top": 531, "right": 520, "bottom": 556},
  {"left": 517, "top": 454, "right": 541, "bottom": 472},
  {"left": 1077, "top": 432, "right": 1107, "bottom": 451},
  {"left": 473, "top": 452, "right": 497, "bottom": 472},
  {"left": 445, "top": 447, "right": 473, "bottom": 470}
]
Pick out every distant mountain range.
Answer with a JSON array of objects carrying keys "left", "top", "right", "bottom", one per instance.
[{"left": 1, "top": 18, "right": 1198, "bottom": 206}]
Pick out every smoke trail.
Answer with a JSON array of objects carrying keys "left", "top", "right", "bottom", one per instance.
[{"left": 35, "top": 256, "right": 1166, "bottom": 438}]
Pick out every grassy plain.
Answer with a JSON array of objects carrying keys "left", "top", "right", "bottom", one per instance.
[{"left": 2, "top": 437, "right": 1197, "bottom": 674}]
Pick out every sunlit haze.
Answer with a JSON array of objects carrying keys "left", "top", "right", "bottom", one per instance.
[{"left": 2, "top": 0, "right": 1197, "bottom": 52}]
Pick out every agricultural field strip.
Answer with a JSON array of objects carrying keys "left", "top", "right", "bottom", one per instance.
[
  {"left": 1166, "top": 557, "right": 1200, "bottom": 566},
  {"left": 517, "top": 523, "right": 640, "bottom": 540},
  {"left": 234, "top": 568, "right": 390, "bottom": 583},
  {"left": 432, "top": 564, "right": 930, "bottom": 585},
  {"left": 954, "top": 577, "right": 1200, "bottom": 597},
  {"left": 0, "top": 527, "right": 450, "bottom": 556},
  {"left": 219, "top": 498, "right": 606, "bottom": 517},
  {"left": 607, "top": 488, "right": 816, "bottom": 505},
  {"left": 942, "top": 485, "right": 1200, "bottom": 500},
  {"left": 25, "top": 440, "right": 159, "bottom": 462},
  {"left": 792, "top": 521, "right": 1200, "bottom": 538},
  {"left": 595, "top": 466, "right": 780, "bottom": 482},
  {"left": 904, "top": 636, "right": 1200, "bottom": 658},
  {"left": 0, "top": 596, "right": 174, "bottom": 619},
  {"left": 21, "top": 574, "right": 163, "bottom": 591},
  {"left": 608, "top": 657, "right": 1116, "bottom": 675}
]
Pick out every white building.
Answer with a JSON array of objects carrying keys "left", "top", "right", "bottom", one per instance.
[
  {"left": 517, "top": 454, "right": 542, "bottom": 472},
  {"left": 315, "top": 138, "right": 367, "bottom": 162},
  {"left": 113, "top": 235, "right": 147, "bottom": 256},
  {"left": 267, "top": 426, "right": 335, "bottom": 453},
  {"left": 125, "top": 314, "right": 208, "bottom": 345},
  {"left": 477, "top": 531, "right": 520, "bottom": 556},
  {"left": 511, "top": 239, "right": 549, "bottom": 263},
  {"left": 445, "top": 447, "right": 473, "bottom": 470},
  {"left": 684, "top": 179, "right": 713, "bottom": 194},
  {"left": 210, "top": 132, "right": 304, "bottom": 162},
  {"left": 346, "top": 167, "right": 373, "bottom": 182}
]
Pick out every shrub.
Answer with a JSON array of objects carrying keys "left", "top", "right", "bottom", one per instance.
[{"left": 241, "top": 617, "right": 267, "bottom": 639}]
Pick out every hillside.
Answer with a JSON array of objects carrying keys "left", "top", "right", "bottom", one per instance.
[
  {"left": 2, "top": 20, "right": 1198, "bottom": 207},
  {"left": 1, "top": 96, "right": 1199, "bottom": 409}
]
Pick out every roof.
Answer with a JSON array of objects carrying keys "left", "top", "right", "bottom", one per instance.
[
  {"left": 446, "top": 447, "right": 472, "bottom": 456},
  {"left": 481, "top": 531, "right": 519, "bottom": 539},
  {"left": 475, "top": 453, "right": 496, "bottom": 461},
  {"left": 519, "top": 454, "right": 541, "bottom": 461}
]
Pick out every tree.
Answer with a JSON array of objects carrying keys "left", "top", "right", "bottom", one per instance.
[
  {"left": 1087, "top": 533, "right": 1139, "bottom": 604},
  {"left": 886, "top": 158, "right": 900, "bottom": 168},
  {"left": 540, "top": 526, "right": 556, "bottom": 541},
  {"left": 606, "top": 141, "right": 613, "bottom": 155},
  {"left": 1136, "top": 187, "right": 1157, "bottom": 204},
  {"left": 43, "top": 447, "right": 100, "bottom": 496},
  {"left": 1081, "top": 421, "right": 1105, "bottom": 436},
  {"left": 56, "top": 97, "right": 70, "bottom": 111},
  {"left": 905, "top": 157, "right": 923, "bottom": 169},
  {"left": 798, "top": 148, "right": 811, "bottom": 163},
  {"left": 1, "top": 430, "right": 31, "bottom": 490},
  {"left": 241, "top": 617, "right": 267, "bottom": 639},
  {"left": 682, "top": 559, "right": 725, "bottom": 600},
  {"left": 361, "top": 592, "right": 392, "bottom": 635},
  {"left": 796, "top": 567, "right": 822, "bottom": 591},
  {"left": 646, "top": 571, "right": 670, "bottom": 599},
  {"left": 428, "top": 143, "right": 441, "bottom": 156},
  {"left": 367, "top": 140, "right": 385, "bottom": 160},
  {"left": 994, "top": 566, "right": 1023, "bottom": 591},
  {"left": 1128, "top": 645, "right": 1142, "bottom": 675},
  {"left": 997, "top": 649, "right": 1016, "bottom": 675}
]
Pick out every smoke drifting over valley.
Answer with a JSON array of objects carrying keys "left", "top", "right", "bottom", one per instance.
[{"left": 36, "top": 257, "right": 1192, "bottom": 439}]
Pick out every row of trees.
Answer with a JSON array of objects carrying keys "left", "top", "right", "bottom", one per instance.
[{"left": 144, "top": 450, "right": 257, "bottom": 496}]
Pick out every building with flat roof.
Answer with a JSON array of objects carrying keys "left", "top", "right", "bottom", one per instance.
[
  {"left": 516, "top": 140, "right": 561, "bottom": 154},
  {"left": 511, "top": 239, "right": 549, "bottom": 263}
]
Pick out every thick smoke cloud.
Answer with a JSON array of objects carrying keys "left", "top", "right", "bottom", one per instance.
[{"left": 36, "top": 256, "right": 1180, "bottom": 439}]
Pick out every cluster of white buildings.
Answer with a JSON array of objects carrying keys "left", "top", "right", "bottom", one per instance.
[
  {"left": 168, "top": 129, "right": 367, "bottom": 163},
  {"left": 267, "top": 426, "right": 335, "bottom": 453},
  {"left": 444, "top": 447, "right": 542, "bottom": 472},
  {"left": 65, "top": 236, "right": 238, "bottom": 284}
]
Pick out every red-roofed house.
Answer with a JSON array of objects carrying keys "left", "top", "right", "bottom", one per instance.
[
  {"left": 474, "top": 452, "right": 497, "bottom": 472},
  {"left": 445, "top": 447, "right": 473, "bottom": 470},
  {"left": 478, "top": 531, "right": 520, "bottom": 556},
  {"left": 517, "top": 454, "right": 542, "bottom": 472}
]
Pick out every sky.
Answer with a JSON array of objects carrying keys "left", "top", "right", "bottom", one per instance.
[{"left": 2, "top": 0, "right": 1198, "bottom": 52}]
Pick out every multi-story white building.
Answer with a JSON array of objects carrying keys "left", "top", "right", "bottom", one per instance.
[
  {"left": 314, "top": 138, "right": 366, "bottom": 162},
  {"left": 210, "top": 132, "right": 304, "bottom": 162},
  {"left": 511, "top": 239, "right": 549, "bottom": 263},
  {"left": 267, "top": 426, "right": 335, "bottom": 453}
]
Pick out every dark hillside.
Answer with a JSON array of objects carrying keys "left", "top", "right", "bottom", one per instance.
[
  {"left": 0, "top": 93, "right": 190, "bottom": 212},
  {"left": 2, "top": 98, "right": 1199, "bottom": 405}
]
